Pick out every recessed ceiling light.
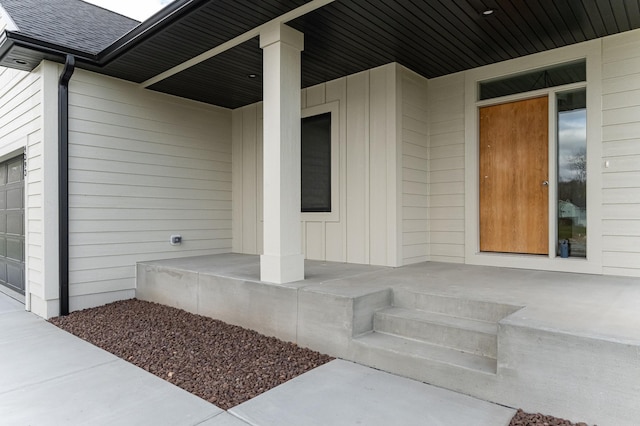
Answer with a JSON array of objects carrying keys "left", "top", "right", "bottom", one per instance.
[
  {"left": 482, "top": 9, "right": 495, "bottom": 16},
  {"left": 13, "top": 59, "right": 27, "bottom": 65}
]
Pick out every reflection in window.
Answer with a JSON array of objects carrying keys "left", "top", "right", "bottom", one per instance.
[
  {"left": 301, "top": 113, "right": 331, "bottom": 212},
  {"left": 557, "top": 89, "right": 586, "bottom": 258},
  {"left": 480, "top": 60, "right": 585, "bottom": 100}
]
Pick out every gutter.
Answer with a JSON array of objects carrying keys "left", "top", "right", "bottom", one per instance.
[
  {"left": 99, "top": 0, "right": 204, "bottom": 64},
  {"left": 0, "top": 0, "right": 205, "bottom": 71},
  {"left": 58, "top": 55, "right": 75, "bottom": 316}
]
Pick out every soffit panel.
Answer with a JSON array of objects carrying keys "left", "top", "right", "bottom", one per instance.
[
  {"left": 92, "top": 0, "right": 311, "bottom": 83},
  {"left": 80, "top": 0, "right": 640, "bottom": 108}
]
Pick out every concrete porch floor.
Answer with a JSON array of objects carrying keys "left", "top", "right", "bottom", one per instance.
[{"left": 137, "top": 254, "right": 640, "bottom": 426}]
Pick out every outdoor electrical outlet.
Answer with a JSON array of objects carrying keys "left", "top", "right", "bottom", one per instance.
[{"left": 170, "top": 235, "right": 182, "bottom": 245}]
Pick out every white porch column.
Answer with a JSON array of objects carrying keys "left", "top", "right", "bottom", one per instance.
[{"left": 259, "top": 23, "right": 305, "bottom": 283}]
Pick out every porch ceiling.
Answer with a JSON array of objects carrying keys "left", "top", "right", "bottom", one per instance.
[{"left": 35, "top": 0, "right": 640, "bottom": 108}]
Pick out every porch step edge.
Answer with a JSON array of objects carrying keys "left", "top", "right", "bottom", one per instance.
[
  {"left": 374, "top": 307, "right": 498, "bottom": 357},
  {"left": 376, "top": 307, "right": 497, "bottom": 335},
  {"left": 393, "top": 289, "right": 523, "bottom": 322},
  {"left": 352, "top": 331, "right": 497, "bottom": 375}
]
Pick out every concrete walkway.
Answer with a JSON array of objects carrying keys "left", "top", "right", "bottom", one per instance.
[{"left": 0, "top": 293, "right": 515, "bottom": 426}]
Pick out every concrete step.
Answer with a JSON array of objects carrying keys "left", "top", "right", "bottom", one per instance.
[
  {"left": 352, "top": 332, "right": 497, "bottom": 375},
  {"left": 374, "top": 307, "right": 498, "bottom": 358},
  {"left": 393, "top": 289, "right": 522, "bottom": 322}
]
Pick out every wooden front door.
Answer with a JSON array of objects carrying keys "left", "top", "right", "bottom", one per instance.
[{"left": 479, "top": 96, "right": 549, "bottom": 254}]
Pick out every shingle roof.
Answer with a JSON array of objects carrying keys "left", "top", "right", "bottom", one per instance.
[{"left": 0, "top": 0, "right": 139, "bottom": 55}]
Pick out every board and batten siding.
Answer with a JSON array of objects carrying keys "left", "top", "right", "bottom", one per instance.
[
  {"left": 426, "top": 72, "right": 465, "bottom": 263},
  {"left": 67, "top": 68, "right": 232, "bottom": 311},
  {"left": 601, "top": 29, "right": 640, "bottom": 277},
  {"left": 233, "top": 63, "right": 403, "bottom": 266},
  {"left": 400, "top": 67, "right": 429, "bottom": 265}
]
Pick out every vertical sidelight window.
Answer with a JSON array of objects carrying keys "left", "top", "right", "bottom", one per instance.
[
  {"left": 557, "top": 89, "right": 587, "bottom": 258},
  {"left": 301, "top": 112, "right": 331, "bottom": 212}
]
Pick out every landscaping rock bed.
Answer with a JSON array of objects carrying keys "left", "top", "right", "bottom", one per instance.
[
  {"left": 51, "top": 299, "right": 592, "bottom": 425},
  {"left": 49, "top": 299, "right": 332, "bottom": 410},
  {"left": 509, "top": 409, "right": 591, "bottom": 426}
]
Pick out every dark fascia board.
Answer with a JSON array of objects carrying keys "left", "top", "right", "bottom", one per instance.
[
  {"left": 3, "top": 31, "right": 97, "bottom": 63},
  {"left": 0, "top": 0, "right": 208, "bottom": 71}
]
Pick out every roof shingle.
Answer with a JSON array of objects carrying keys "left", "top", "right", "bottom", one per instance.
[{"left": 0, "top": 0, "right": 139, "bottom": 54}]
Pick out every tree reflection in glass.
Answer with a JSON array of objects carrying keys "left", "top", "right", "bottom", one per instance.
[{"left": 557, "top": 89, "right": 586, "bottom": 257}]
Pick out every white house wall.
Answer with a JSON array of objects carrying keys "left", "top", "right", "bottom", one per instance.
[
  {"left": 67, "top": 68, "right": 233, "bottom": 312},
  {"left": 233, "top": 63, "right": 404, "bottom": 266},
  {"left": 400, "top": 67, "right": 430, "bottom": 265},
  {"left": 426, "top": 73, "right": 466, "bottom": 264},
  {"left": 0, "top": 64, "right": 43, "bottom": 311},
  {"left": 602, "top": 30, "right": 640, "bottom": 277}
]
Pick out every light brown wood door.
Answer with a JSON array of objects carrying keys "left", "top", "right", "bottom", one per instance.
[{"left": 479, "top": 96, "right": 548, "bottom": 254}]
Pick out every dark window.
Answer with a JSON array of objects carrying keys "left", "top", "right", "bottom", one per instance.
[
  {"left": 479, "top": 60, "right": 586, "bottom": 100},
  {"left": 301, "top": 113, "right": 331, "bottom": 212}
]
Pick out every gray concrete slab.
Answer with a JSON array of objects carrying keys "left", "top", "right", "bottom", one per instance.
[
  {"left": 0, "top": 318, "right": 118, "bottom": 393},
  {"left": 230, "top": 359, "right": 516, "bottom": 426},
  {"left": 196, "top": 412, "right": 251, "bottom": 426},
  {"left": 136, "top": 254, "right": 640, "bottom": 425},
  {"left": 0, "top": 292, "right": 23, "bottom": 314},
  {"left": 0, "top": 359, "right": 222, "bottom": 426},
  {"left": 0, "top": 304, "right": 223, "bottom": 426}
]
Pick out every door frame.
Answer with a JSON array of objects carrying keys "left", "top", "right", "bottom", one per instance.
[{"left": 463, "top": 40, "right": 603, "bottom": 274}]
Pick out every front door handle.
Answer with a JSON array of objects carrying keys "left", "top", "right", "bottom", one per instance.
[{"left": 542, "top": 180, "right": 549, "bottom": 186}]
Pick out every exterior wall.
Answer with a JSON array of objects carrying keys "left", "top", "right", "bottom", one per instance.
[
  {"left": 400, "top": 67, "right": 429, "bottom": 265},
  {"left": 418, "top": 28, "right": 640, "bottom": 278},
  {"left": 429, "top": 73, "right": 465, "bottom": 263},
  {"left": 66, "top": 68, "right": 232, "bottom": 312},
  {"left": 426, "top": 73, "right": 465, "bottom": 264},
  {"left": 233, "top": 63, "right": 402, "bottom": 267},
  {"left": 0, "top": 64, "right": 43, "bottom": 310},
  {"left": 601, "top": 30, "right": 640, "bottom": 277}
]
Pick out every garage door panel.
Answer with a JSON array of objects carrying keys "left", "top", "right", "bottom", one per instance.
[
  {"left": 6, "top": 187, "right": 22, "bottom": 209},
  {"left": 7, "top": 238, "right": 23, "bottom": 262},
  {"left": 7, "top": 212, "right": 23, "bottom": 235},
  {"left": 0, "top": 262, "right": 7, "bottom": 284},
  {"left": 7, "top": 160, "right": 22, "bottom": 183},
  {"left": 7, "top": 262, "right": 23, "bottom": 291},
  {"left": 0, "top": 164, "right": 6, "bottom": 185}
]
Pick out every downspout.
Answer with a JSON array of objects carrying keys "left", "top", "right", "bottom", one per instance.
[{"left": 59, "top": 55, "right": 75, "bottom": 316}]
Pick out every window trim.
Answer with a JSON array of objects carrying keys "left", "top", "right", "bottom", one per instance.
[{"left": 301, "top": 101, "right": 339, "bottom": 222}]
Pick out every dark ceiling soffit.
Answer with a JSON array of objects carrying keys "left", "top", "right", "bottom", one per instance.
[
  {"left": 98, "top": 0, "right": 207, "bottom": 63},
  {"left": 0, "top": 0, "right": 208, "bottom": 69}
]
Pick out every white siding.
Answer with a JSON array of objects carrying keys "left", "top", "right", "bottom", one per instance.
[
  {"left": 427, "top": 73, "right": 465, "bottom": 263},
  {"left": 67, "top": 69, "right": 232, "bottom": 310},
  {"left": 232, "top": 63, "right": 401, "bottom": 266},
  {"left": 400, "top": 67, "right": 429, "bottom": 265},
  {"left": 601, "top": 30, "right": 640, "bottom": 277},
  {"left": 0, "top": 64, "right": 43, "bottom": 310}
]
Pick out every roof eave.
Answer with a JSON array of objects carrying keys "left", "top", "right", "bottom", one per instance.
[
  {"left": 97, "top": 0, "right": 207, "bottom": 64},
  {"left": 0, "top": 30, "right": 98, "bottom": 71}
]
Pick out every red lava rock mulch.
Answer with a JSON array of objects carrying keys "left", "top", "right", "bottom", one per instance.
[
  {"left": 509, "top": 409, "right": 593, "bottom": 426},
  {"left": 49, "top": 298, "right": 332, "bottom": 410}
]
